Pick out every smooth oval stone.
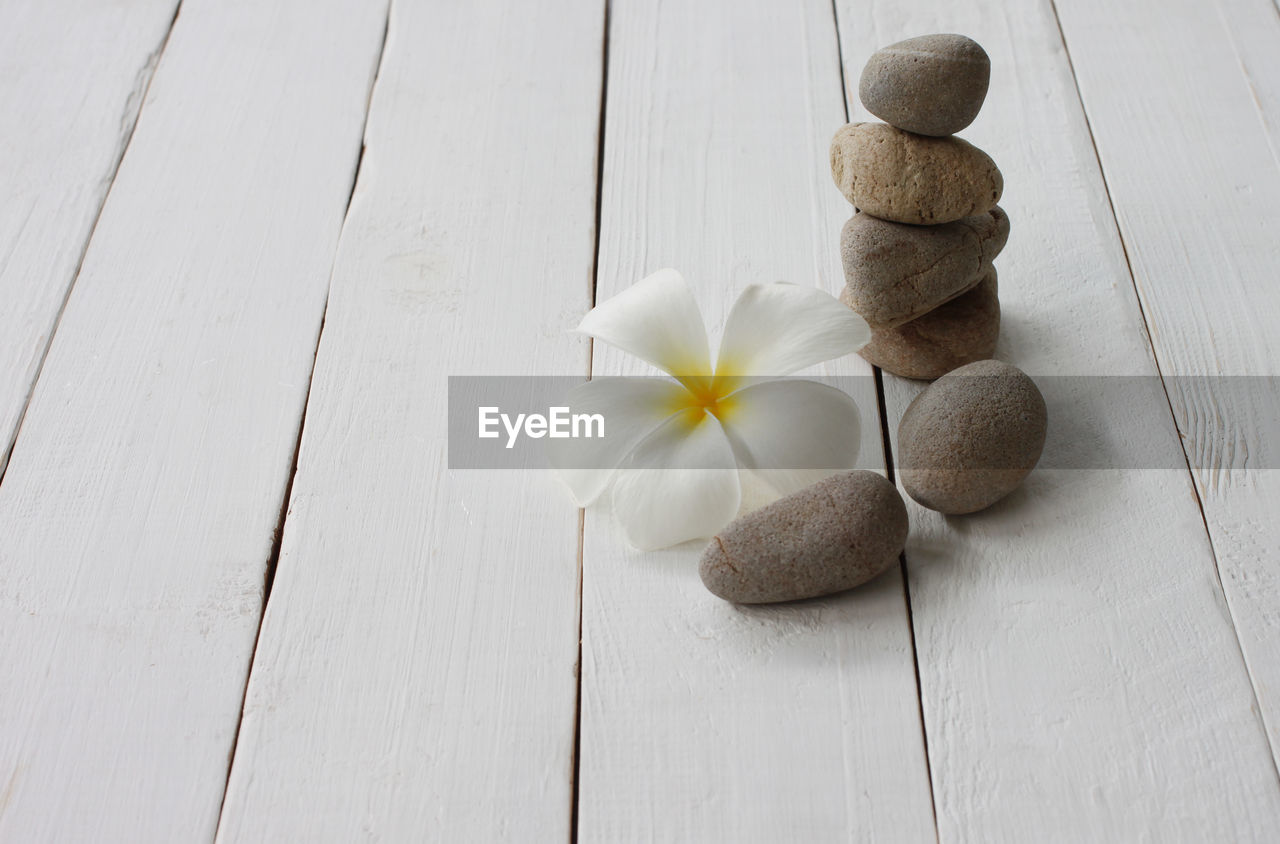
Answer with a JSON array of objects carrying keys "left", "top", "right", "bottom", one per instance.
[
  {"left": 848, "top": 268, "right": 1000, "bottom": 379},
  {"left": 859, "top": 34, "right": 991, "bottom": 137},
  {"left": 700, "top": 471, "right": 908, "bottom": 604},
  {"left": 830, "top": 122, "right": 1002, "bottom": 224},
  {"left": 898, "top": 359, "right": 1046, "bottom": 514},
  {"left": 840, "top": 206, "right": 1008, "bottom": 327}
]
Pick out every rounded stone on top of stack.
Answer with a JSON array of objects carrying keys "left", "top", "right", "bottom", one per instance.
[
  {"left": 845, "top": 268, "right": 1000, "bottom": 380},
  {"left": 859, "top": 34, "right": 991, "bottom": 137},
  {"left": 829, "top": 122, "right": 1002, "bottom": 225},
  {"left": 840, "top": 206, "right": 1009, "bottom": 328}
]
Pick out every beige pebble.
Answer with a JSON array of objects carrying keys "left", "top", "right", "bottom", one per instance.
[
  {"left": 840, "top": 207, "right": 1009, "bottom": 327},
  {"left": 859, "top": 34, "right": 991, "bottom": 137},
  {"left": 849, "top": 268, "right": 1000, "bottom": 380},
  {"left": 699, "top": 471, "right": 908, "bottom": 604},
  {"left": 830, "top": 122, "right": 1002, "bottom": 224},
  {"left": 897, "top": 359, "right": 1046, "bottom": 514}
]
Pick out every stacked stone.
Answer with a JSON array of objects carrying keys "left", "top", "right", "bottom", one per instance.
[{"left": 830, "top": 34, "right": 1006, "bottom": 380}]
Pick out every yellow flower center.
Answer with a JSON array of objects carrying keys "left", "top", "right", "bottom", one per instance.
[{"left": 667, "top": 374, "right": 740, "bottom": 427}]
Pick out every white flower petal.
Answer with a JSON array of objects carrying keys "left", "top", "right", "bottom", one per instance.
[
  {"left": 610, "top": 408, "right": 741, "bottom": 550},
  {"left": 546, "top": 377, "right": 691, "bottom": 506},
  {"left": 577, "top": 269, "right": 713, "bottom": 378},
  {"left": 737, "top": 467, "right": 792, "bottom": 514},
  {"left": 715, "top": 282, "right": 871, "bottom": 377},
  {"left": 719, "top": 379, "right": 860, "bottom": 496}
]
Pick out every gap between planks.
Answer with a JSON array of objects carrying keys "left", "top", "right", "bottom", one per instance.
[
  {"left": 571, "top": 3, "right": 613, "bottom": 840},
  {"left": 829, "top": 0, "right": 940, "bottom": 833},
  {"left": 211, "top": 3, "right": 395, "bottom": 833},
  {"left": 1045, "top": 0, "right": 1280, "bottom": 777},
  {"left": 0, "top": 2, "right": 183, "bottom": 485}
]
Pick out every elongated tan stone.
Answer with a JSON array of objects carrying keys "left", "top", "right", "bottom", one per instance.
[
  {"left": 840, "top": 207, "right": 1008, "bottom": 327},
  {"left": 847, "top": 269, "right": 1000, "bottom": 380},
  {"left": 830, "top": 122, "right": 1002, "bottom": 224},
  {"left": 699, "top": 471, "right": 908, "bottom": 604}
]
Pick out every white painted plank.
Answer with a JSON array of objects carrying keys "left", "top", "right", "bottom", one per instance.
[
  {"left": 0, "top": 0, "right": 179, "bottom": 476},
  {"left": 835, "top": 0, "right": 1280, "bottom": 840},
  {"left": 578, "top": 1, "right": 935, "bottom": 840},
  {"left": 0, "top": 1, "right": 388, "bottom": 840},
  {"left": 1054, "top": 0, "right": 1280, "bottom": 766},
  {"left": 214, "top": 1, "right": 603, "bottom": 839}
]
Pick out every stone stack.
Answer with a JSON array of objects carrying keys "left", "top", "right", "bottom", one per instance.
[{"left": 830, "top": 34, "right": 1006, "bottom": 379}]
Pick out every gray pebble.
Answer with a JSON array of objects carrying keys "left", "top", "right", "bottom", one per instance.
[
  {"left": 830, "top": 122, "right": 1002, "bottom": 224},
  {"left": 848, "top": 268, "right": 1000, "bottom": 379},
  {"left": 841, "top": 207, "right": 1009, "bottom": 327},
  {"left": 860, "top": 34, "right": 991, "bottom": 137},
  {"left": 898, "top": 359, "right": 1047, "bottom": 514},
  {"left": 700, "top": 471, "right": 908, "bottom": 604}
]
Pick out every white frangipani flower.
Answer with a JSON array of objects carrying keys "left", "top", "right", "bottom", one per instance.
[{"left": 550, "top": 269, "right": 871, "bottom": 550}]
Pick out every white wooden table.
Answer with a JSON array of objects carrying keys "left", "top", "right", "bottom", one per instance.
[{"left": 2, "top": 0, "right": 1279, "bottom": 840}]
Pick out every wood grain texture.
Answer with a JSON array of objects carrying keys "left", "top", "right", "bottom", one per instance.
[
  {"left": 0, "top": 1, "right": 387, "bottom": 839},
  {"left": 836, "top": 0, "right": 1280, "bottom": 840},
  {"left": 1054, "top": 0, "right": 1280, "bottom": 767},
  {"left": 0, "top": 0, "right": 179, "bottom": 476},
  {"left": 213, "top": 1, "right": 604, "bottom": 839},
  {"left": 578, "top": 1, "right": 935, "bottom": 840}
]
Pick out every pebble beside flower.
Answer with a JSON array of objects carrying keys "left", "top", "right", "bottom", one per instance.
[{"left": 549, "top": 269, "right": 871, "bottom": 550}]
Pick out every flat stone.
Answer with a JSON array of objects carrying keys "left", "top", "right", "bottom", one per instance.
[
  {"left": 897, "top": 359, "right": 1047, "bottom": 514},
  {"left": 699, "top": 471, "right": 908, "bottom": 604},
  {"left": 830, "top": 122, "right": 1002, "bottom": 224},
  {"left": 840, "top": 206, "right": 1008, "bottom": 327},
  {"left": 859, "top": 34, "right": 990, "bottom": 137},
  {"left": 849, "top": 268, "right": 1000, "bottom": 379}
]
